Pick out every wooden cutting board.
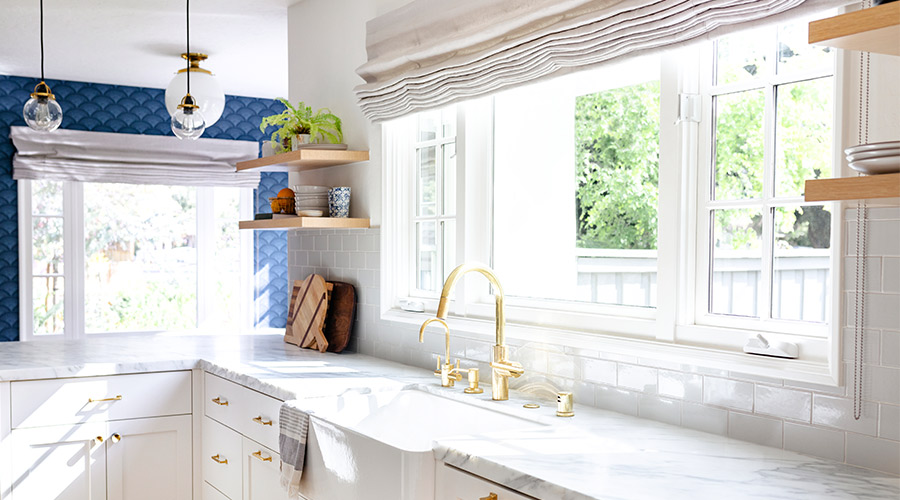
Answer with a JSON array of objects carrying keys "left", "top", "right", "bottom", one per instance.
[
  {"left": 285, "top": 274, "right": 330, "bottom": 352},
  {"left": 323, "top": 281, "right": 355, "bottom": 353}
]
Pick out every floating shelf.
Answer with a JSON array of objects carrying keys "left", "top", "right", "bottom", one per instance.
[
  {"left": 236, "top": 149, "right": 369, "bottom": 173},
  {"left": 804, "top": 173, "right": 900, "bottom": 202},
  {"left": 808, "top": 3, "right": 900, "bottom": 56},
  {"left": 239, "top": 217, "right": 370, "bottom": 230}
]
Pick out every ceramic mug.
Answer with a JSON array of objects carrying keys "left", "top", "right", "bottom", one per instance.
[{"left": 328, "top": 187, "right": 351, "bottom": 218}]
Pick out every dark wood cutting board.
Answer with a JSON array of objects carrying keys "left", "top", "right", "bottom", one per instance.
[{"left": 323, "top": 281, "right": 356, "bottom": 353}]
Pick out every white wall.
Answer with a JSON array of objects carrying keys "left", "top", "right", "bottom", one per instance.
[
  {"left": 287, "top": 0, "right": 412, "bottom": 225},
  {"left": 285, "top": 2, "right": 900, "bottom": 475}
]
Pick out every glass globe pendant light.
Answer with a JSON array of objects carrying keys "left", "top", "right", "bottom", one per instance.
[
  {"left": 165, "top": 53, "right": 224, "bottom": 128},
  {"left": 171, "top": 0, "right": 206, "bottom": 140},
  {"left": 23, "top": 0, "right": 63, "bottom": 132}
]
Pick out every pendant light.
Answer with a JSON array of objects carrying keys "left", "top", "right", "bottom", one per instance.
[
  {"left": 171, "top": 0, "right": 206, "bottom": 140},
  {"left": 22, "top": 0, "right": 62, "bottom": 132},
  {"left": 165, "top": 53, "right": 225, "bottom": 128}
]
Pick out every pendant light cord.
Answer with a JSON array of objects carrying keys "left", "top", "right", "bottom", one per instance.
[
  {"left": 39, "top": 0, "right": 44, "bottom": 80},
  {"left": 186, "top": 0, "right": 191, "bottom": 94}
]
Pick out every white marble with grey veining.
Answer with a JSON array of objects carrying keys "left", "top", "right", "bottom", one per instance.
[{"left": 0, "top": 332, "right": 896, "bottom": 499}]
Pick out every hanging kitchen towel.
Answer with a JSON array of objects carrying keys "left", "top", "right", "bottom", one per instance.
[{"left": 279, "top": 401, "right": 310, "bottom": 497}]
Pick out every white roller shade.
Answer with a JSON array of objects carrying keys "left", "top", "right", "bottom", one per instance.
[
  {"left": 10, "top": 127, "right": 260, "bottom": 188},
  {"left": 355, "top": 0, "right": 844, "bottom": 122}
]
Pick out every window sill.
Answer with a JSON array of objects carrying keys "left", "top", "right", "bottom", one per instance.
[{"left": 380, "top": 308, "right": 839, "bottom": 386}]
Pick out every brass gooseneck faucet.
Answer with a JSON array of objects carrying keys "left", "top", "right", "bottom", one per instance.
[{"left": 418, "top": 263, "right": 523, "bottom": 400}]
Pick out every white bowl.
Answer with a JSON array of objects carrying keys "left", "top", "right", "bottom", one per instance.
[
  {"left": 845, "top": 141, "right": 900, "bottom": 155},
  {"left": 848, "top": 156, "right": 900, "bottom": 175},
  {"left": 846, "top": 149, "right": 900, "bottom": 162},
  {"left": 298, "top": 209, "right": 324, "bottom": 217},
  {"left": 291, "top": 185, "right": 330, "bottom": 194}
]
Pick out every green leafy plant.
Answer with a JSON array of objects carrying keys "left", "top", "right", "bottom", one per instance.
[{"left": 259, "top": 99, "right": 344, "bottom": 152}]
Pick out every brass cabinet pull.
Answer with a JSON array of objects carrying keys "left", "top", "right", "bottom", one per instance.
[
  {"left": 94, "top": 436, "right": 104, "bottom": 444},
  {"left": 252, "top": 416, "right": 273, "bottom": 426},
  {"left": 210, "top": 454, "right": 228, "bottom": 465},
  {"left": 479, "top": 494, "right": 498, "bottom": 500},
  {"left": 211, "top": 397, "right": 229, "bottom": 406},
  {"left": 252, "top": 450, "right": 273, "bottom": 462},
  {"left": 110, "top": 433, "right": 122, "bottom": 443},
  {"left": 88, "top": 395, "right": 122, "bottom": 403}
]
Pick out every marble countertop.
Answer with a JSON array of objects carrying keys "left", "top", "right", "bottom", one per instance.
[{"left": 0, "top": 332, "right": 896, "bottom": 499}]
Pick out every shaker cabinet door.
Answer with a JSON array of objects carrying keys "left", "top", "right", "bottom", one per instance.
[
  {"left": 106, "top": 415, "right": 193, "bottom": 500},
  {"left": 242, "top": 437, "right": 290, "bottom": 500},
  {"left": 10, "top": 422, "right": 108, "bottom": 500}
]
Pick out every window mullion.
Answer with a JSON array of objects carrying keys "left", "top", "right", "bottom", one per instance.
[
  {"left": 196, "top": 187, "right": 215, "bottom": 329},
  {"left": 17, "top": 180, "right": 33, "bottom": 340},
  {"left": 760, "top": 75, "right": 777, "bottom": 322},
  {"left": 63, "top": 181, "right": 85, "bottom": 339}
]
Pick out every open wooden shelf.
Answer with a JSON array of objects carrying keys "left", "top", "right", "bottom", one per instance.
[
  {"left": 236, "top": 149, "right": 369, "bottom": 173},
  {"left": 239, "top": 217, "right": 370, "bottom": 230},
  {"left": 805, "top": 173, "right": 900, "bottom": 201},
  {"left": 809, "top": 3, "right": 900, "bottom": 56}
]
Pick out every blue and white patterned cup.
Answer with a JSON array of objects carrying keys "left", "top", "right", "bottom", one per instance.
[{"left": 328, "top": 187, "right": 351, "bottom": 218}]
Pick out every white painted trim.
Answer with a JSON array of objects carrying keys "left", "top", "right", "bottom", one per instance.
[
  {"left": 239, "top": 188, "right": 255, "bottom": 329},
  {"left": 65, "top": 182, "right": 85, "bottom": 340},
  {"left": 197, "top": 187, "right": 215, "bottom": 329},
  {"left": 17, "top": 181, "right": 32, "bottom": 341}
]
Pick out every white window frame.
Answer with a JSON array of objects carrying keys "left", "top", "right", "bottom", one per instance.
[
  {"left": 18, "top": 180, "right": 254, "bottom": 340},
  {"left": 382, "top": 21, "right": 845, "bottom": 385}
]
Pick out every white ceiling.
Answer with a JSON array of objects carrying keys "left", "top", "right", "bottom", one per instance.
[{"left": 0, "top": 0, "right": 296, "bottom": 98}]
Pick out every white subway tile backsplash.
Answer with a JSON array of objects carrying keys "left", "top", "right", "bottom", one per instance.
[
  {"left": 465, "top": 339, "right": 493, "bottom": 363},
  {"left": 812, "top": 395, "right": 878, "bottom": 436},
  {"left": 547, "top": 352, "right": 577, "bottom": 379},
  {"left": 638, "top": 395, "right": 682, "bottom": 426},
  {"left": 879, "top": 404, "right": 900, "bottom": 441},
  {"left": 617, "top": 364, "right": 658, "bottom": 394},
  {"left": 729, "top": 412, "right": 783, "bottom": 449},
  {"left": 846, "top": 432, "right": 900, "bottom": 475},
  {"left": 703, "top": 377, "right": 754, "bottom": 411},
  {"left": 658, "top": 370, "right": 702, "bottom": 402},
  {"left": 682, "top": 403, "right": 728, "bottom": 436},
  {"left": 314, "top": 234, "right": 327, "bottom": 251},
  {"left": 882, "top": 331, "right": 900, "bottom": 367},
  {"left": 335, "top": 251, "right": 350, "bottom": 268},
  {"left": 841, "top": 328, "right": 881, "bottom": 363},
  {"left": 328, "top": 234, "right": 342, "bottom": 251},
  {"left": 843, "top": 256, "right": 883, "bottom": 292},
  {"left": 595, "top": 385, "right": 639, "bottom": 416},
  {"left": 366, "top": 252, "right": 380, "bottom": 270},
  {"left": 884, "top": 258, "right": 900, "bottom": 293},
  {"left": 582, "top": 358, "right": 616, "bottom": 386},
  {"left": 783, "top": 423, "right": 845, "bottom": 462},
  {"left": 864, "top": 293, "right": 900, "bottom": 330},
  {"left": 754, "top": 385, "right": 812, "bottom": 423},
  {"left": 341, "top": 234, "right": 357, "bottom": 252},
  {"left": 847, "top": 219, "right": 900, "bottom": 257},
  {"left": 867, "top": 365, "right": 900, "bottom": 404}
]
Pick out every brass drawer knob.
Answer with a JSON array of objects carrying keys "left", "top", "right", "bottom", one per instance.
[
  {"left": 252, "top": 416, "right": 273, "bottom": 426},
  {"left": 211, "top": 454, "right": 228, "bottom": 465},
  {"left": 110, "top": 433, "right": 122, "bottom": 443},
  {"left": 252, "top": 450, "right": 273, "bottom": 462},
  {"left": 211, "top": 397, "right": 229, "bottom": 406}
]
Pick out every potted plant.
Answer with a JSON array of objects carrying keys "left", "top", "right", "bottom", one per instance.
[{"left": 259, "top": 99, "right": 344, "bottom": 153}]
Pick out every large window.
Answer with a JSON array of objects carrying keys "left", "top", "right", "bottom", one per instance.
[
  {"left": 384, "top": 17, "right": 841, "bottom": 377},
  {"left": 20, "top": 180, "right": 252, "bottom": 339}
]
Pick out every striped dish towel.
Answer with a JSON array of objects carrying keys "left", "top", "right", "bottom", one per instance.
[{"left": 279, "top": 401, "right": 310, "bottom": 497}]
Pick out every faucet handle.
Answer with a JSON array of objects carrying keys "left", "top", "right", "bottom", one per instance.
[{"left": 490, "top": 359, "right": 524, "bottom": 378}]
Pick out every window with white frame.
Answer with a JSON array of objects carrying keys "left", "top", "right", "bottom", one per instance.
[
  {"left": 696, "top": 21, "right": 836, "bottom": 336},
  {"left": 21, "top": 179, "right": 253, "bottom": 339},
  {"left": 385, "top": 16, "right": 840, "bottom": 372}
]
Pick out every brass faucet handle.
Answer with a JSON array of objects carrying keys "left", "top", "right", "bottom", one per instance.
[{"left": 490, "top": 359, "right": 524, "bottom": 378}]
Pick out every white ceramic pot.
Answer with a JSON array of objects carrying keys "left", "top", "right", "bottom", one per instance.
[{"left": 292, "top": 134, "right": 312, "bottom": 151}]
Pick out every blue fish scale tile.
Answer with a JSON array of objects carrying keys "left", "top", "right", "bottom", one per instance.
[{"left": 0, "top": 74, "right": 290, "bottom": 339}]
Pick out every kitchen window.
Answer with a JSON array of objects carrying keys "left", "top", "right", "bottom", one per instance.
[
  {"left": 19, "top": 179, "right": 253, "bottom": 339},
  {"left": 383, "top": 17, "right": 841, "bottom": 381}
]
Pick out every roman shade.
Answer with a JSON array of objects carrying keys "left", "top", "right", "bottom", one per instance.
[
  {"left": 10, "top": 127, "right": 260, "bottom": 188},
  {"left": 355, "top": 0, "right": 844, "bottom": 122}
]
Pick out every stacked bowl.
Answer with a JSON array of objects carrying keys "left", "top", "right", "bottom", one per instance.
[
  {"left": 293, "top": 185, "right": 330, "bottom": 217},
  {"left": 846, "top": 141, "right": 900, "bottom": 175}
]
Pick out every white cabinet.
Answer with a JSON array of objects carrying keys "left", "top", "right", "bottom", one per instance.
[
  {"left": 203, "top": 373, "right": 290, "bottom": 500},
  {"left": 6, "top": 371, "right": 193, "bottom": 500},
  {"left": 242, "top": 437, "right": 289, "bottom": 500},
  {"left": 10, "top": 422, "right": 108, "bottom": 500},
  {"left": 435, "top": 462, "right": 533, "bottom": 500},
  {"left": 106, "top": 415, "right": 193, "bottom": 500}
]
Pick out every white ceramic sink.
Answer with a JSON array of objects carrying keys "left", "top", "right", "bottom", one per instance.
[{"left": 296, "top": 388, "right": 542, "bottom": 500}]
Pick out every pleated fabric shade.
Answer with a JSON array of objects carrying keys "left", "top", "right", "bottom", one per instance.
[{"left": 355, "top": 0, "right": 844, "bottom": 122}]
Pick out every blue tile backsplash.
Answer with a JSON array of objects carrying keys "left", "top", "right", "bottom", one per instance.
[{"left": 0, "top": 74, "right": 288, "bottom": 340}]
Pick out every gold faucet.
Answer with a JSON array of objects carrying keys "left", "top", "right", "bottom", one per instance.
[
  {"left": 420, "top": 263, "right": 523, "bottom": 400},
  {"left": 419, "top": 318, "right": 463, "bottom": 387}
]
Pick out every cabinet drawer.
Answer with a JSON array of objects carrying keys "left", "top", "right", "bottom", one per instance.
[
  {"left": 203, "top": 417, "right": 243, "bottom": 500},
  {"left": 203, "top": 481, "right": 232, "bottom": 500},
  {"left": 242, "top": 437, "right": 288, "bottom": 500},
  {"left": 11, "top": 371, "right": 192, "bottom": 429},
  {"left": 435, "top": 462, "right": 534, "bottom": 500},
  {"left": 205, "top": 373, "right": 282, "bottom": 451}
]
